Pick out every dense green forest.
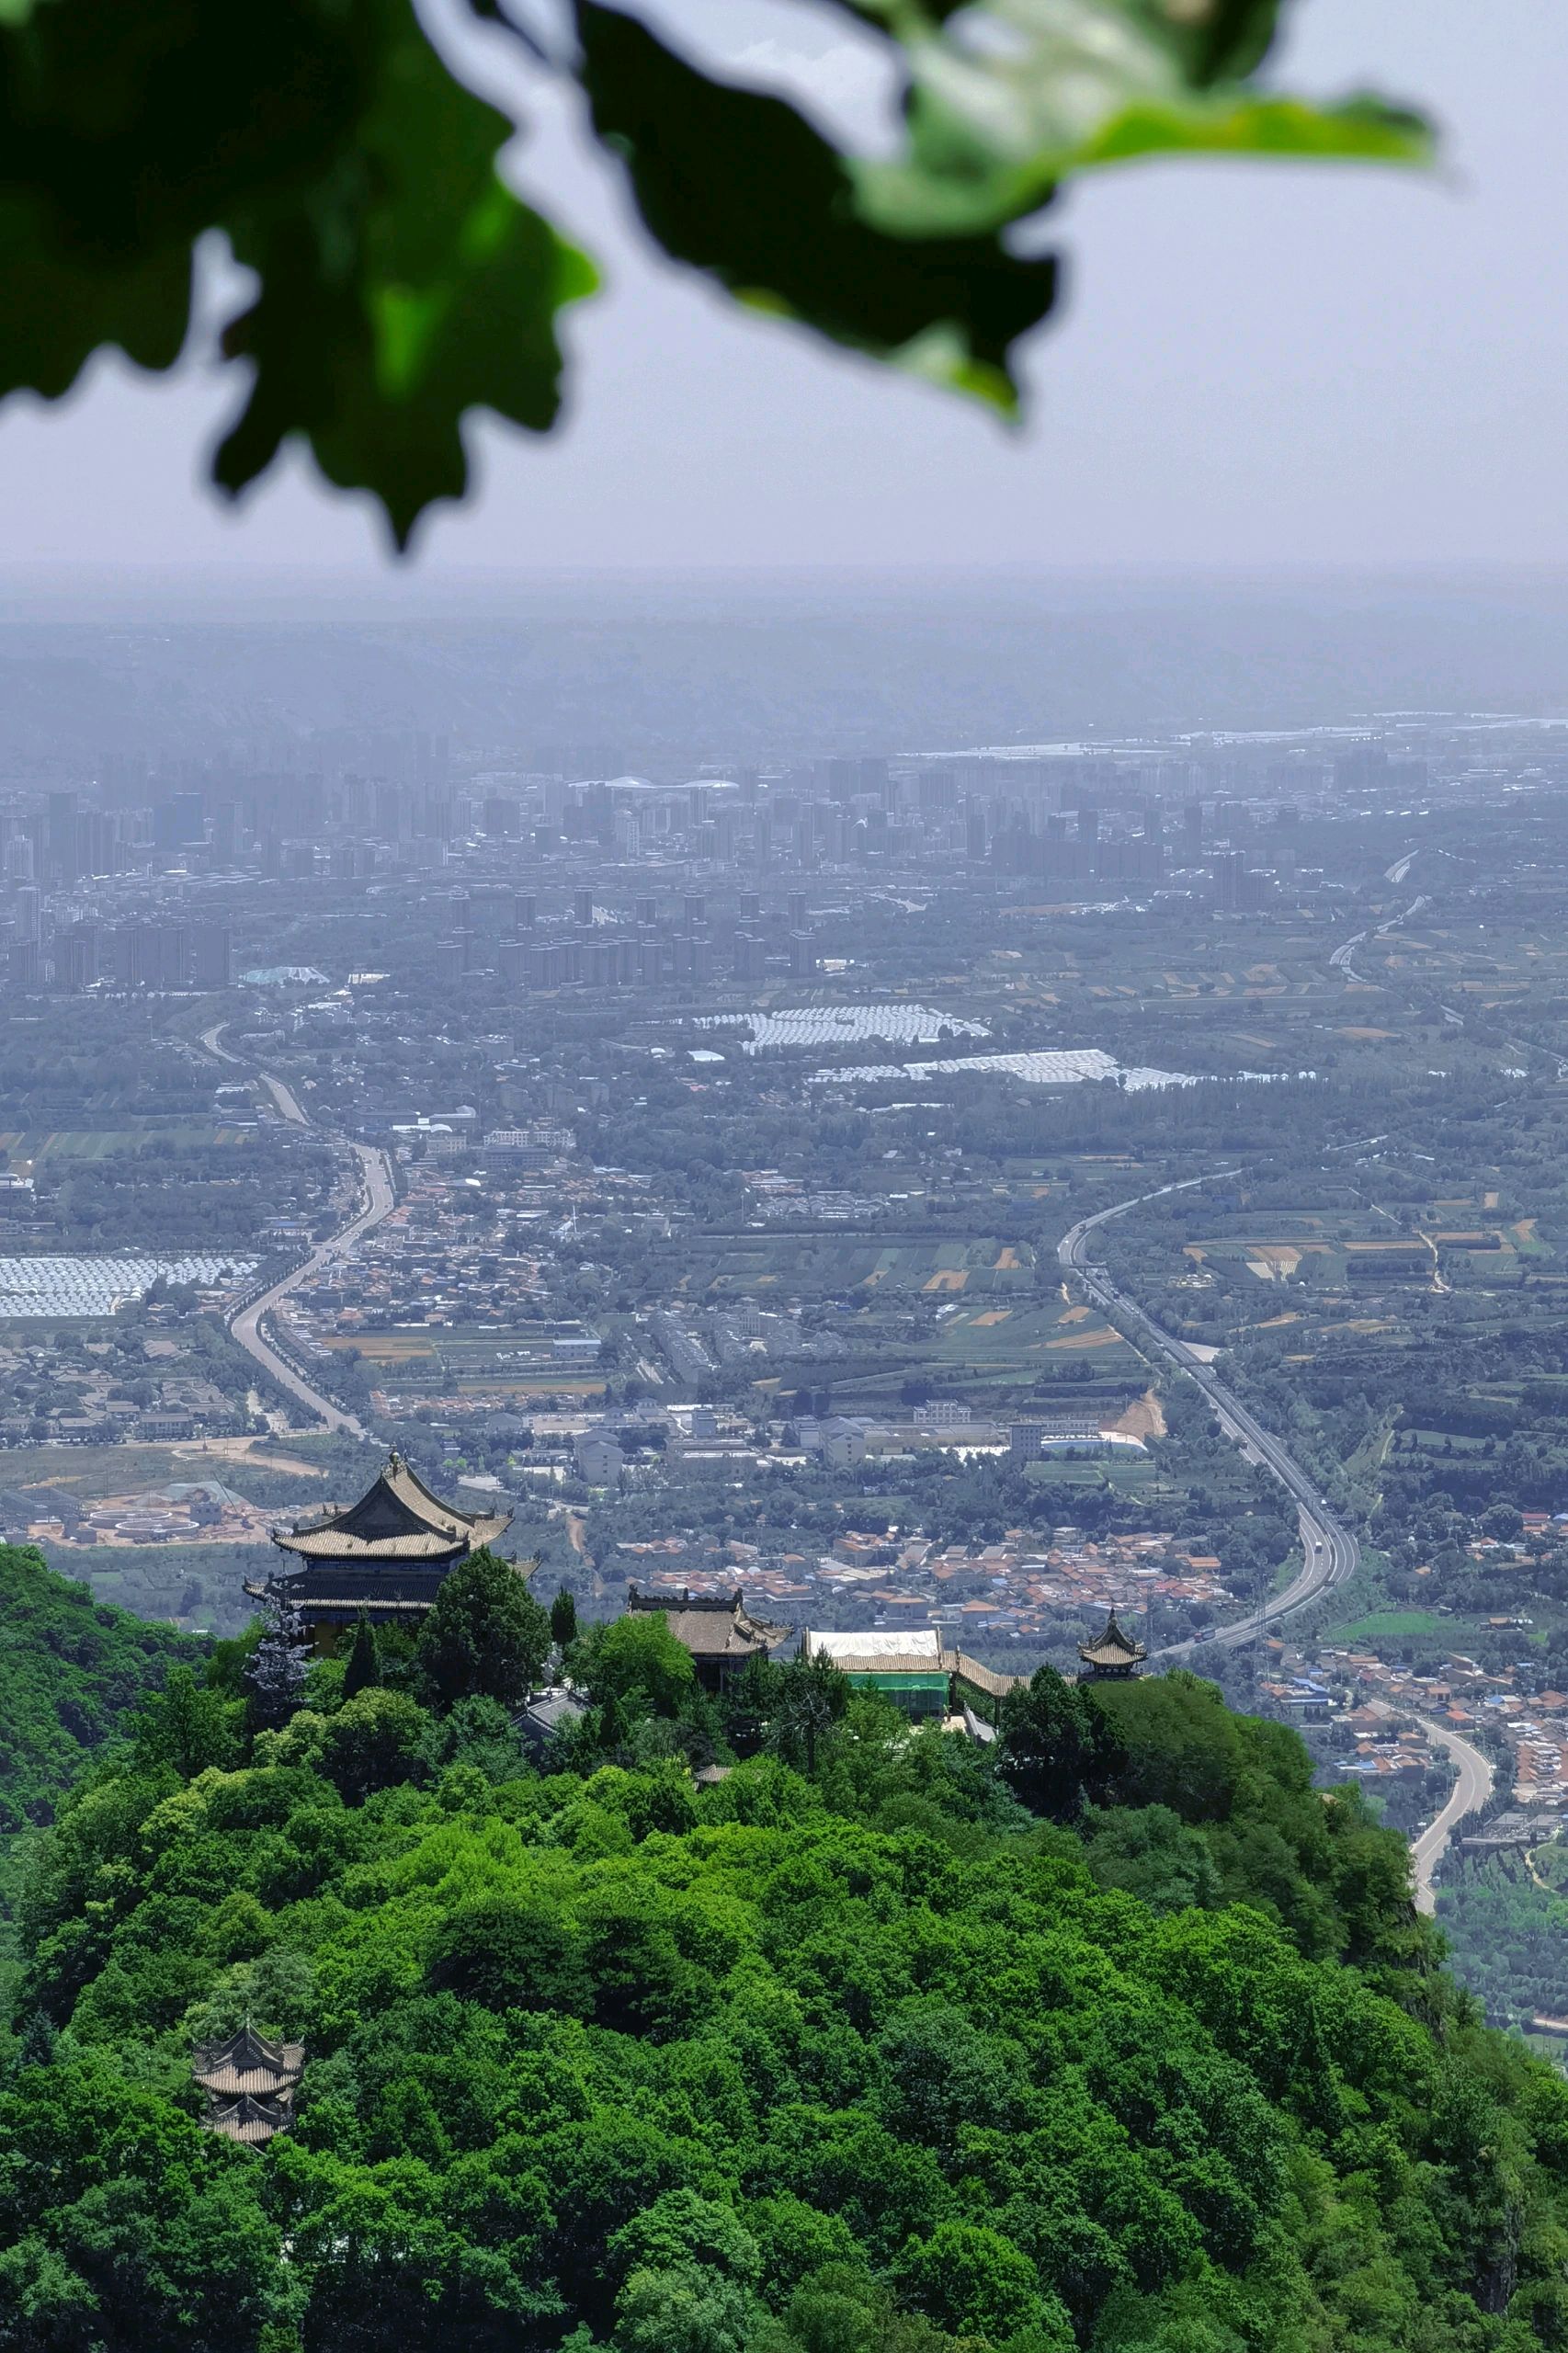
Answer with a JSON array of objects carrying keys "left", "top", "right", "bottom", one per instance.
[
  {"left": 0, "top": 1546, "right": 199, "bottom": 1962},
  {"left": 4, "top": 1545, "right": 1568, "bottom": 2352},
  {"left": 1437, "top": 1852, "right": 1568, "bottom": 2033}
]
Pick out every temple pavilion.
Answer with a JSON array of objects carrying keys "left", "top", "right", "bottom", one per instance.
[
  {"left": 1077, "top": 1607, "right": 1147, "bottom": 1680},
  {"left": 627, "top": 1586, "right": 790, "bottom": 1691},
  {"left": 193, "top": 2023, "right": 304, "bottom": 2146},
  {"left": 258, "top": 1449, "right": 512, "bottom": 1651}
]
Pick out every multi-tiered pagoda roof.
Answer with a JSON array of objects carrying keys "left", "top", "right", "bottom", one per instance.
[
  {"left": 193, "top": 2024, "right": 304, "bottom": 2146},
  {"left": 256, "top": 1449, "right": 512, "bottom": 1640},
  {"left": 1077, "top": 1608, "right": 1148, "bottom": 1679}
]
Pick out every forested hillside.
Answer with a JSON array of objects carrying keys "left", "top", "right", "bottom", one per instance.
[
  {"left": 2, "top": 1566, "right": 1566, "bottom": 2353},
  {"left": 0, "top": 1545, "right": 199, "bottom": 1957}
]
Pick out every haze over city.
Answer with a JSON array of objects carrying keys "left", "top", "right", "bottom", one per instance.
[{"left": 6, "top": 6, "right": 1568, "bottom": 2347}]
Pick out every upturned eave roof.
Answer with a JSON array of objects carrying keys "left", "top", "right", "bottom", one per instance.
[{"left": 271, "top": 1448, "right": 511, "bottom": 1561}]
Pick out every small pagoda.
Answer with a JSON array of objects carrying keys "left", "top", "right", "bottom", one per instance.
[
  {"left": 255, "top": 1449, "right": 511, "bottom": 1652},
  {"left": 1077, "top": 1607, "right": 1147, "bottom": 1680},
  {"left": 193, "top": 2023, "right": 304, "bottom": 2147}
]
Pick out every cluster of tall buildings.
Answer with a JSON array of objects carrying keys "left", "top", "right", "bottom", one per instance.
[{"left": 0, "top": 734, "right": 1327, "bottom": 997}]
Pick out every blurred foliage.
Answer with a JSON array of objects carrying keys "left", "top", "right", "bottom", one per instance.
[{"left": 0, "top": 0, "right": 1427, "bottom": 542}]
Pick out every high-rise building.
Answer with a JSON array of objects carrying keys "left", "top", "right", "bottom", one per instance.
[
  {"left": 153, "top": 791, "right": 205, "bottom": 852},
  {"left": 1210, "top": 850, "right": 1245, "bottom": 912},
  {"left": 190, "top": 925, "right": 233, "bottom": 990},
  {"left": 60, "top": 922, "right": 100, "bottom": 991},
  {"left": 47, "top": 790, "right": 81, "bottom": 881},
  {"left": 210, "top": 801, "right": 240, "bottom": 862}
]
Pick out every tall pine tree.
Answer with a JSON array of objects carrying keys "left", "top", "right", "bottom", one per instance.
[{"left": 342, "top": 1614, "right": 381, "bottom": 1699}]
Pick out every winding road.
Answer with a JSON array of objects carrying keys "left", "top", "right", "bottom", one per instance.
[
  {"left": 1059, "top": 1176, "right": 1496, "bottom": 1900},
  {"left": 1408, "top": 1716, "right": 1494, "bottom": 1915},
  {"left": 199, "top": 1023, "right": 395, "bottom": 1436},
  {"left": 258, "top": 1071, "right": 310, "bottom": 1127},
  {"left": 1329, "top": 929, "right": 1369, "bottom": 984},
  {"left": 229, "top": 1142, "right": 395, "bottom": 1437},
  {"left": 1058, "top": 1176, "right": 1361, "bottom": 1655}
]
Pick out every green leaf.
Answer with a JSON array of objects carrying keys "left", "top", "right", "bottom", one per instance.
[
  {"left": 216, "top": 2, "right": 597, "bottom": 547},
  {"left": 571, "top": 0, "right": 1058, "bottom": 415},
  {"left": 0, "top": 0, "right": 373, "bottom": 258},
  {"left": 0, "top": 0, "right": 594, "bottom": 546},
  {"left": 0, "top": 198, "right": 191, "bottom": 399},
  {"left": 0, "top": 0, "right": 361, "bottom": 403},
  {"left": 848, "top": 0, "right": 1432, "bottom": 238}
]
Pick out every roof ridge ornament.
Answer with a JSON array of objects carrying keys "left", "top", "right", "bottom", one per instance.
[{"left": 1077, "top": 1605, "right": 1148, "bottom": 1679}]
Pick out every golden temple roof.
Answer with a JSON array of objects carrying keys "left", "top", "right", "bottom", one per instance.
[
  {"left": 272, "top": 1449, "right": 511, "bottom": 1562},
  {"left": 1077, "top": 1608, "right": 1148, "bottom": 1671}
]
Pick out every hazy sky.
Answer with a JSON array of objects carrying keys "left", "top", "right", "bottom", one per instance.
[{"left": 4, "top": 0, "right": 1565, "bottom": 578}]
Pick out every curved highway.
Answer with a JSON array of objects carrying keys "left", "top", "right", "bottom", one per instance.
[
  {"left": 197, "top": 1025, "right": 394, "bottom": 1436},
  {"left": 1058, "top": 1175, "right": 1360, "bottom": 1657},
  {"left": 1329, "top": 928, "right": 1369, "bottom": 983},
  {"left": 229, "top": 1142, "right": 395, "bottom": 1437},
  {"left": 1408, "top": 1715, "right": 1494, "bottom": 1915},
  {"left": 1057, "top": 1178, "right": 1501, "bottom": 1900},
  {"left": 199, "top": 1019, "right": 243, "bottom": 1066}
]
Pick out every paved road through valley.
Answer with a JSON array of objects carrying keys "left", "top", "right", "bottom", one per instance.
[
  {"left": 228, "top": 1142, "right": 395, "bottom": 1437},
  {"left": 197, "top": 1027, "right": 394, "bottom": 1435},
  {"left": 1058, "top": 1176, "right": 1361, "bottom": 1657},
  {"left": 1059, "top": 1176, "right": 1500, "bottom": 1900},
  {"left": 1409, "top": 1716, "right": 1494, "bottom": 1915}
]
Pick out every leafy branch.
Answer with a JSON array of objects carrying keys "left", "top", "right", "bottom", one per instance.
[{"left": 0, "top": 0, "right": 1430, "bottom": 544}]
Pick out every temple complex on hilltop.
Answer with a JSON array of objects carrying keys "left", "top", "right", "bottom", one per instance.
[
  {"left": 193, "top": 2023, "right": 304, "bottom": 2146},
  {"left": 256, "top": 1449, "right": 512, "bottom": 1651},
  {"left": 1077, "top": 1608, "right": 1147, "bottom": 1680}
]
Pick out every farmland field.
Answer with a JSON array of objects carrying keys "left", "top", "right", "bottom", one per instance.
[
  {"left": 0, "top": 1122, "right": 249, "bottom": 1168},
  {"left": 675, "top": 1231, "right": 1041, "bottom": 1298}
]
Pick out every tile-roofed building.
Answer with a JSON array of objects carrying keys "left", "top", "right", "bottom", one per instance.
[
  {"left": 193, "top": 2024, "right": 304, "bottom": 2145},
  {"left": 203, "top": 2093, "right": 297, "bottom": 2146},
  {"left": 947, "top": 1650, "right": 1023, "bottom": 1703},
  {"left": 257, "top": 1449, "right": 512, "bottom": 1650},
  {"left": 627, "top": 1586, "right": 790, "bottom": 1688},
  {"left": 802, "top": 1627, "right": 951, "bottom": 1717},
  {"left": 1077, "top": 1608, "right": 1147, "bottom": 1679},
  {"left": 801, "top": 1630, "right": 1024, "bottom": 1718}
]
